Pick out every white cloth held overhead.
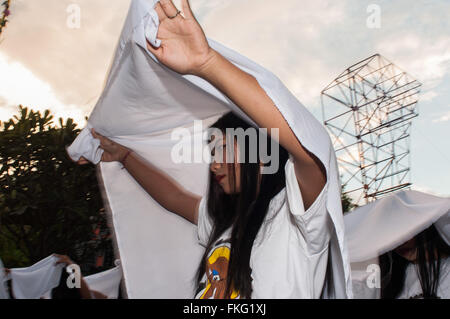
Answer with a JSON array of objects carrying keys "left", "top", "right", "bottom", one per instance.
[
  {"left": 9, "top": 255, "right": 64, "bottom": 299},
  {"left": 67, "top": 0, "right": 352, "bottom": 298}
]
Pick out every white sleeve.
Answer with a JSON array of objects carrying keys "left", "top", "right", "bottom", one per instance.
[
  {"left": 197, "top": 196, "right": 213, "bottom": 247},
  {"left": 284, "top": 155, "right": 333, "bottom": 255}
]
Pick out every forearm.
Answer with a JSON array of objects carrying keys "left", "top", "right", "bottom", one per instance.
[
  {"left": 121, "top": 151, "right": 198, "bottom": 219},
  {"left": 197, "top": 49, "right": 326, "bottom": 209},
  {"left": 79, "top": 277, "right": 92, "bottom": 299},
  {"left": 197, "top": 49, "right": 309, "bottom": 163}
]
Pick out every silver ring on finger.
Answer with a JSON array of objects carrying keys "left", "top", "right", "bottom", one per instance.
[{"left": 167, "top": 10, "right": 181, "bottom": 19}]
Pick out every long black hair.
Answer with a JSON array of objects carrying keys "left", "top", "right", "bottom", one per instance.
[
  {"left": 380, "top": 223, "right": 450, "bottom": 298},
  {"left": 195, "top": 111, "right": 289, "bottom": 298}
]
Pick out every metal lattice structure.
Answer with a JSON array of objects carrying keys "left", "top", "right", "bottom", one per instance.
[{"left": 321, "top": 54, "right": 421, "bottom": 205}]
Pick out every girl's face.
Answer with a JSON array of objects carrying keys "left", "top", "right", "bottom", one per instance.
[
  {"left": 210, "top": 135, "right": 241, "bottom": 194},
  {"left": 395, "top": 238, "right": 417, "bottom": 262}
]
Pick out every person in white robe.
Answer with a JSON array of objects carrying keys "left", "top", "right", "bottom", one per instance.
[
  {"left": 345, "top": 190, "right": 450, "bottom": 299},
  {"left": 68, "top": 0, "right": 352, "bottom": 298}
]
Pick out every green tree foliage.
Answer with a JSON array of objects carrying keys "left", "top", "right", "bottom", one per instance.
[
  {"left": 0, "top": 105, "right": 113, "bottom": 274},
  {"left": 341, "top": 187, "right": 357, "bottom": 214}
]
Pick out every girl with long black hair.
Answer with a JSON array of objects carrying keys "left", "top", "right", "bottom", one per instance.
[
  {"left": 78, "top": 0, "right": 336, "bottom": 298},
  {"left": 380, "top": 224, "right": 450, "bottom": 299}
]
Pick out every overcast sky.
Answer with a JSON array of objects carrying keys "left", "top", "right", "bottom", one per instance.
[{"left": 1, "top": 0, "right": 449, "bottom": 197}]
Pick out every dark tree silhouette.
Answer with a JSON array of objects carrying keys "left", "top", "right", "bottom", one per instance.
[
  {"left": 0, "top": 105, "right": 114, "bottom": 275},
  {"left": 0, "top": 1, "right": 11, "bottom": 36},
  {"left": 341, "top": 188, "right": 357, "bottom": 214}
]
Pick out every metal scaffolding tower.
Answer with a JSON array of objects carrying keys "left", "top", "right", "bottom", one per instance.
[{"left": 321, "top": 54, "right": 421, "bottom": 205}]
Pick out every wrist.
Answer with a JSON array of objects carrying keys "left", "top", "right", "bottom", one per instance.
[
  {"left": 120, "top": 149, "right": 132, "bottom": 166},
  {"left": 195, "top": 48, "right": 221, "bottom": 79}
]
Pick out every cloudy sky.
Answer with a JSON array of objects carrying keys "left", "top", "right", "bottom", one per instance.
[{"left": 1, "top": 0, "right": 449, "bottom": 197}]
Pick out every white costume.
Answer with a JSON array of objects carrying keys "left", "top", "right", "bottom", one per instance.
[{"left": 196, "top": 156, "right": 333, "bottom": 298}]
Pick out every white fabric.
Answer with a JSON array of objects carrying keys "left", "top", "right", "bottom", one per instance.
[
  {"left": 66, "top": 0, "right": 352, "bottom": 298},
  {"left": 345, "top": 190, "right": 450, "bottom": 263},
  {"left": 397, "top": 257, "right": 450, "bottom": 299},
  {"left": 345, "top": 190, "right": 450, "bottom": 299},
  {"left": 40, "top": 260, "right": 122, "bottom": 299},
  {"left": 84, "top": 260, "right": 122, "bottom": 299},
  {"left": 196, "top": 156, "right": 332, "bottom": 298},
  {"left": 435, "top": 211, "right": 450, "bottom": 246},
  {"left": 40, "top": 290, "right": 51, "bottom": 299},
  {"left": 9, "top": 255, "right": 64, "bottom": 299},
  {"left": 0, "top": 258, "right": 9, "bottom": 299},
  {"left": 349, "top": 258, "right": 380, "bottom": 299}
]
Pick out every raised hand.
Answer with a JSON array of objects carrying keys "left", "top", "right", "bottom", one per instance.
[
  {"left": 90, "top": 129, "right": 130, "bottom": 163},
  {"left": 53, "top": 254, "right": 75, "bottom": 266},
  {"left": 146, "top": 0, "right": 216, "bottom": 76},
  {"left": 72, "top": 129, "right": 130, "bottom": 165}
]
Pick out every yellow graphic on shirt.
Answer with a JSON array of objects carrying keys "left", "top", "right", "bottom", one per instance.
[{"left": 200, "top": 245, "right": 239, "bottom": 299}]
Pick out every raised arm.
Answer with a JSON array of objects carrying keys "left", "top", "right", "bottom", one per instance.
[
  {"left": 147, "top": 0, "right": 326, "bottom": 210},
  {"left": 78, "top": 129, "right": 201, "bottom": 224},
  {"left": 193, "top": 51, "right": 327, "bottom": 210}
]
